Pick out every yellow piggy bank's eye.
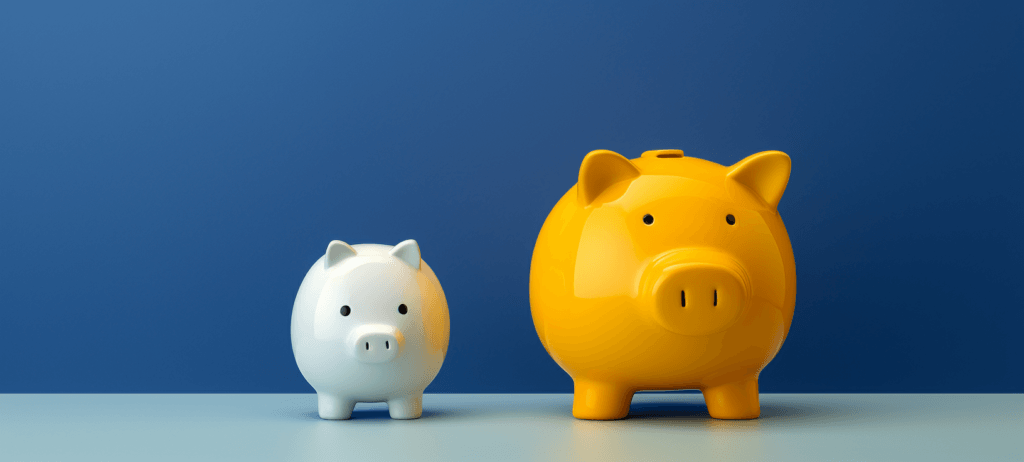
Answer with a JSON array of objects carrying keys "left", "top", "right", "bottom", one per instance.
[
  {"left": 726, "top": 214, "right": 736, "bottom": 225},
  {"left": 643, "top": 214, "right": 654, "bottom": 225}
]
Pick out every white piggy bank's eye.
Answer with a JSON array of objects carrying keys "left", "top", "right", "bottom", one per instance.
[
  {"left": 398, "top": 304, "right": 408, "bottom": 315},
  {"left": 340, "top": 305, "right": 351, "bottom": 316}
]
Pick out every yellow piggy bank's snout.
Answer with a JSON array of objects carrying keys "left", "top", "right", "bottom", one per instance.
[{"left": 641, "top": 249, "right": 750, "bottom": 337}]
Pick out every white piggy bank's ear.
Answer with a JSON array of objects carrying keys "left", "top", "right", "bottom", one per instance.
[
  {"left": 390, "top": 239, "right": 421, "bottom": 270},
  {"left": 325, "top": 240, "right": 358, "bottom": 270},
  {"left": 577, "top": 150, "right": 641, "bottom": 206},
  {"left": 728, "top": 151, "right": 791, "bottom": 210}
]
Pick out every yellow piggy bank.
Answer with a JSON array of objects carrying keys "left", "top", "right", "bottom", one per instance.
[{"left": 529, "top": 149, "right": 796, "bottom": 420}]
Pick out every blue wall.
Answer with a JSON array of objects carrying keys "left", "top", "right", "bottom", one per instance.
[{"left": 1, "top": 0, "right": 1021, "bottom": 393}]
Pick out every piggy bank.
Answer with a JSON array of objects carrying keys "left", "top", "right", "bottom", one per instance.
[
  {"left": 291, "top": 239, "right": 450, "bottom": 419},
  {"left": 529, "top": 149, "right": 796, "bottom": 420}
]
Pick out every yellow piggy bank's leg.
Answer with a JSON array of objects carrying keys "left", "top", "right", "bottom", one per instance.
[
  {"left": 572, "top": 380, "right": 634, "bottom": 420},
  {"left": 701, "top": 376, "right": 761, "bottom": 419}
]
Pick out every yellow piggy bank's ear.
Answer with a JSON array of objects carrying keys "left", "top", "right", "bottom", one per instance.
[
  {"left": 577, "top": 150, "right": 640, "bottom": 206},
  {"left": 728, "top": 151, "right": 791, "bottom": 210}
]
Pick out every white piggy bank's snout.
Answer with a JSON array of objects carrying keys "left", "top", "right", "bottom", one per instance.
[{"left": 349, "top": 324, "right": 405, "bottom": 364}]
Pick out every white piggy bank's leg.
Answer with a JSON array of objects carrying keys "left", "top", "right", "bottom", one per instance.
[
  {"left": 387, "top": 392, "right": 423, "bottom": 420},
  {"left": 317, "top": 393, "right": 355, "bottom": 420}
]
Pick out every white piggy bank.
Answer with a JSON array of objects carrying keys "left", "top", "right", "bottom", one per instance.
[{"left": 291, "top": 239, "right": 450, "bottom": 420}]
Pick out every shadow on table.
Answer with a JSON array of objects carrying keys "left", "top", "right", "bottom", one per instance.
[
  {"left": 289, "top": 394, "right": 863, "bottom": 427},
  {"left": 297, "top": 408, "right": 466, "bottom": 422},
  {"left": 623, "top": 396, "right": 855, "bottom": 428}
]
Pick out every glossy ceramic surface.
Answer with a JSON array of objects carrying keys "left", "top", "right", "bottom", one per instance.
[
  {"left": 291, "top": 240, "right": 450, "bottom": 419},
  {"left": 529, "top": 149, "right": 796, "bottom": 420}
]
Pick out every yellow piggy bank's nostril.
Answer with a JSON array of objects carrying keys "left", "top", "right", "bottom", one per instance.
[
  {"left": 714, "top": 290, "right": 718, "bottom": 306},
  {"left": 681, "top": 290, "right": 686, "bottom": 307}
]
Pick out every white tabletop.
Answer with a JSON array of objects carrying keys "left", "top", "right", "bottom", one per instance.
[{"left": 1, "top": 393, "right": 1020, "bottom": 461}]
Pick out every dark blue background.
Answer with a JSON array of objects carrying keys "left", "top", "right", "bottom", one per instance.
[{"left": 1, "top": 1, "right": 1021, "bottom": 393}]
